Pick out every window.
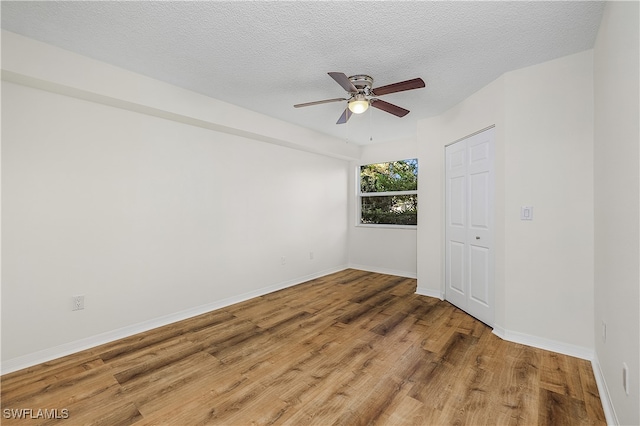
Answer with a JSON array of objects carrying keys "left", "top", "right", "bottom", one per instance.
[{"left": 358, "top": 159, "right": 418, "bottom": 226}]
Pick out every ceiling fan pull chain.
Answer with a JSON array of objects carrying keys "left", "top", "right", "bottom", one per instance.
[{"left": 369, "top": 106, "right": 373, "bottom": 142}]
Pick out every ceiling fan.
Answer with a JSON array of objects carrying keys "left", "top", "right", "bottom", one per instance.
[{"left": 294, "top": 72, "right": 425, "bottom": 124}]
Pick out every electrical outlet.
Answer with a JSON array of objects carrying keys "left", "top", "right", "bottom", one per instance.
[
  {"left": 309, "top": 251, "right": 314, "bottom": 260},
  {"left": 281, "top": 256, "right": 286, "bottom": 266},
  {"left": 72, "top": 295, "right": 85, "bottom": 311},
  {"left": 602, "top": 321, "right": 606, "bottom": 343},
  {"left": 622, "top": 363, "right": 629, "bottom": 395}
]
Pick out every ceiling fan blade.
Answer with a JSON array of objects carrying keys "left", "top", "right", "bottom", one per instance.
[
  {"left": 294, "top": 98, "right": 346, "bottom": 108},
  {"left": 371, "top": 78, "right": 425, "bottom": 96},
  {"left": 328, "top": 72, "right": 358, "bottom": 93},
  {"left": 370, "top": 99, "right": 410, "bottom": 117},
  {"left": 336, "top": 108, "right": 353, "bottom": 124}
]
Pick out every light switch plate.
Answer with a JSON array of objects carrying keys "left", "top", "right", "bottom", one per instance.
[{"left": 521, "top": 206, "right": 533, "bottom": 220}]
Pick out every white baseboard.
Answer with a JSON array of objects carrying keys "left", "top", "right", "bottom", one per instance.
[
  {"left": 348, "top": 263, "right": 417, "bottom": 279},
  {"left": 591, "top": 355, "right": 618, "bottom": 426},
  {"left": 1, "top": 265, "right": 348, "bottom": 375},
  {"left": 492, "top": 326, "right": 594, "bottom": 360},
  {"left": 415, "top": 286, "right": 444, "bottom": 300}
]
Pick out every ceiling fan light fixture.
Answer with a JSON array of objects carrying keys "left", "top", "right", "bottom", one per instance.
[{"left": 348, "top": 94, "right": 369, "bottom": 114}]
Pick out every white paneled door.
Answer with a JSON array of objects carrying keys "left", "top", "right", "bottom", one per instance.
[{"left": 445, "top": 127, "right": 495, "bottom": 326}]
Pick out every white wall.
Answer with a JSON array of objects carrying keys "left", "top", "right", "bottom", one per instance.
[
  {"left": 593, "top": 2, "right": 640, "bottom": 424},
  {"left": 502, "top": 50, "right": 595, "bottom": 351},
  {"left": 348, "top": 138, "right": 418, "bottom": 278},
  {"left": 418, "top": 50, "right": 595, "bottom": 357},
  {"left": 1, "top": 33, "right": 352, "bottom": 371}
]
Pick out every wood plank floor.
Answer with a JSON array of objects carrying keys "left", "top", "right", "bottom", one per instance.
[{"left": 1, "top": 269, "right": 606, "bottom": 425}]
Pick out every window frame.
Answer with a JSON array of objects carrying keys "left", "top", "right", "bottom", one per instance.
[{"left": 356, "top": 159, "right": 418, "bottom": 229}]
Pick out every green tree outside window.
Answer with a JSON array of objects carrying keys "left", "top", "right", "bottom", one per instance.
[{"left": 359, "top": 159, "right": 417, "bottom": 225}]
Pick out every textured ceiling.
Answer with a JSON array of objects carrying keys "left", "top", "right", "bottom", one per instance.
[{"left": 1, "top": 1, "right": 605, "bottom": 145}]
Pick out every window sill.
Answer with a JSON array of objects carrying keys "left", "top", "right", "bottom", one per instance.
[{"left": 355, "top": 224, "right": 417, "bottom": 230}]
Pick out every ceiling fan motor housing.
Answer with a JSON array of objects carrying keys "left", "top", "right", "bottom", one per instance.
[{"left": 348, "top": 75, "right": 373, "bottom": 95}]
